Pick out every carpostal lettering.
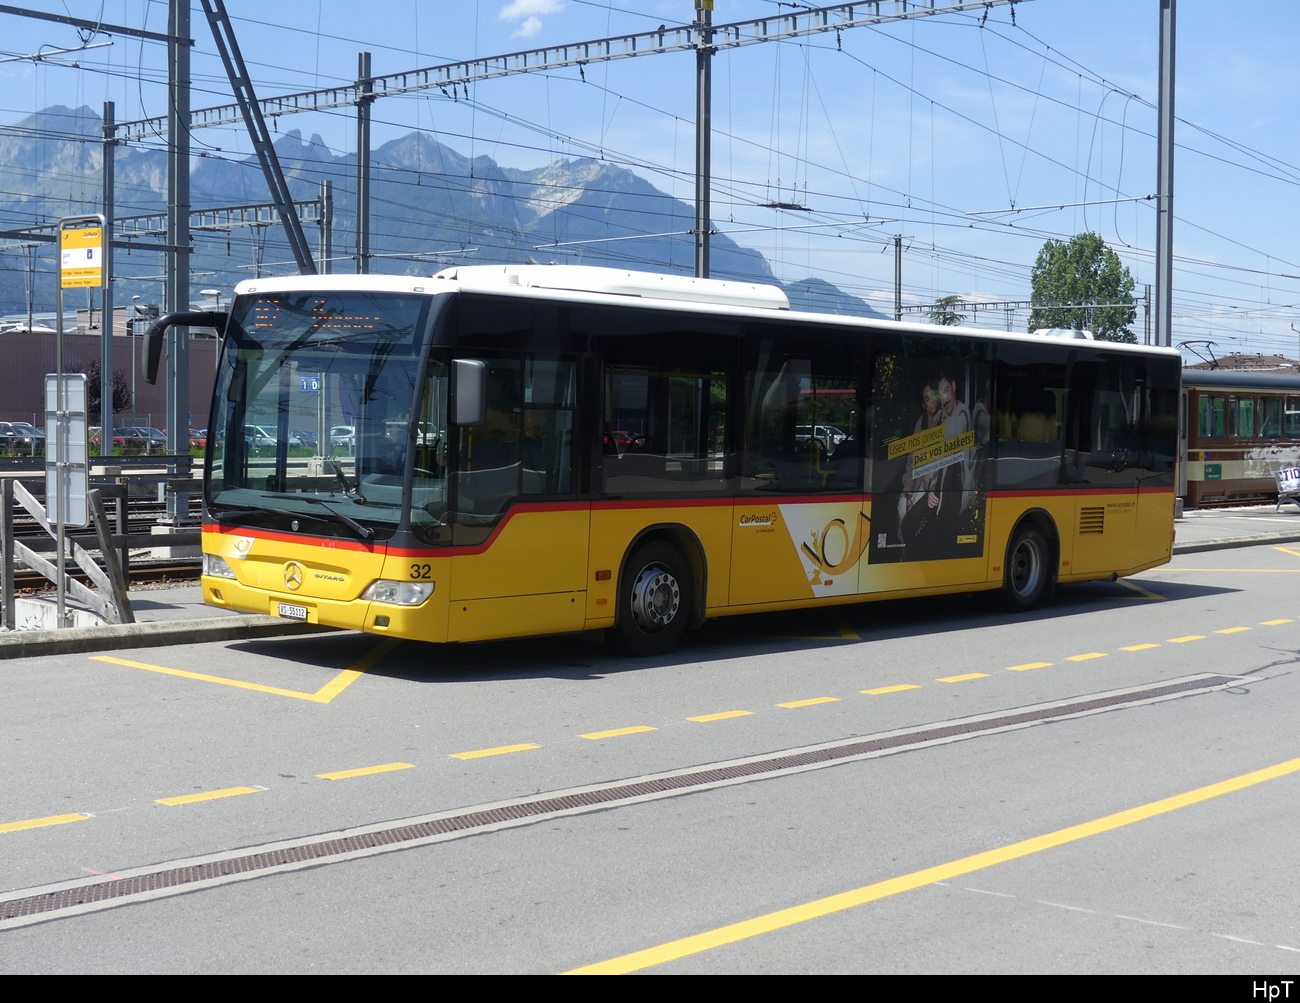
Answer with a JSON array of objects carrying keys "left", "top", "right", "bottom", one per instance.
[{"left": 738, "top": 512, "right": 779, "bottom": 527}]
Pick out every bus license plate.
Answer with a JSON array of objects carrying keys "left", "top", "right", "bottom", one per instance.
[{"left": 278, "top": 602, "right": 309, "bottom": 620}]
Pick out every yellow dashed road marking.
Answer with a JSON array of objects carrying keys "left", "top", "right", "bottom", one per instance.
[
  {"left": 155, "top": 787, "right": 260, "bottom": 806},
  {"left": 317, "top": 762, "right": 415, "bottom": 780},
  {"left": 861, "top": 684, "right": 921, "bottom": 695},
  {"left": 1215, "top": 627, "right": 1251, "bottom": 635},
  {"left": 449, "top": 744, "right": 540, "bottom": 760},
  {"left": 1065, "top": 653, "right": 1108, "bottom": 662},
  {"left": 1005, "top": 662, "right": 1053, "bottom": 672},
  {"left": 0, "top": 813, "right": 89, "bottom": 834},
  {"left": 937, "top": 673, "right": 989, "bottom": 683},
  {"left": 1167, "top": 636, "right": 1205, "bottom": 643},
  {"left": 1121, "top": 644, "right": 1160, "bottom": 651},
  {"left": 688, "top": 711, "right": 754, "bottom": 723},
  {"left": 776, "top": 697, "right": 841, "bottom": 708},
  {"left": 579, "top": 726, "right": 657, "bottom": 740}
]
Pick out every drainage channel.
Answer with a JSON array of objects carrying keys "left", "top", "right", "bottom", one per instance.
[{"left": 0, "top": 672, "right": 1245, "bottom": 928}]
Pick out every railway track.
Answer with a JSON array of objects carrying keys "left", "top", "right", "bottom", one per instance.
[{"left": 10, "top": 558, "right": 200, "bottom": 592}]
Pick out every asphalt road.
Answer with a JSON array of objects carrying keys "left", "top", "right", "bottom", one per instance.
[{"left": 2, "top": 539, "right": 1300, "bottom": 974}]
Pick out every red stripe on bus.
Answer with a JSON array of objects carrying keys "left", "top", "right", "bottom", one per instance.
[{"left": 204, "top": 494, "right": 876, "bottom": 558}]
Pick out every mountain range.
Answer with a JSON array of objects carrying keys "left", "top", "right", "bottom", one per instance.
[{"left": 0, "top": 105, "right": 885, "bottom": 320}]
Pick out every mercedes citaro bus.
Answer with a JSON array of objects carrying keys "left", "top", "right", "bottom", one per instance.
[{"left": 144, "top": 265, "right": 1180, "bottom": 654}]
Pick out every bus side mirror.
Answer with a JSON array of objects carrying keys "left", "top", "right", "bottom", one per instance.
[
  {"left": 452, "top": 359, "right": 487, "bottom": 426},
  {"left": 141, "top": 311, "right": 228, "bottom": 384}
]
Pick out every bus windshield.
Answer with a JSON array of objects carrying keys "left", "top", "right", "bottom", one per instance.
[{"left": 205, "top": 290, "right": 442, "bottom": 541}]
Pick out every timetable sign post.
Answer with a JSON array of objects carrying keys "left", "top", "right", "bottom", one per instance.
[{"left": 59, "top": 215, "right": 106, "bottom": 289}]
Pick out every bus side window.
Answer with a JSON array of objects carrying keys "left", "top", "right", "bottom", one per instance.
[
  {"left": 598, "top": 328, "right": 734, "bottom": 498},
  {"left": 992, "top": 358, "right": 1067, "bottom": 490},
  {"left": 741, "top": 343, "right": 861, "bottom": 493}
]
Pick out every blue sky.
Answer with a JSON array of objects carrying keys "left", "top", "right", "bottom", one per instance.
[{"left": 2, "top": 1, "right": 1298, "bottom": 361}]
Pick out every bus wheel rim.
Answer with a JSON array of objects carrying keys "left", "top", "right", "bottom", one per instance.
[
  {"left": 1011, "top": 540, "right": 1040, "bottom": 595},
  {"left": 630, "top": 566, "right": 680, "bottom": 632}
]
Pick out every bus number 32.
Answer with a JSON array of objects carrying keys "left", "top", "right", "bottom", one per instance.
[{"left": 409, "top": 563, "right": 432, "bottom": 580}]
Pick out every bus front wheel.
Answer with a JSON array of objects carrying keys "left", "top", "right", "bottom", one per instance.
[
  {"left": 614, "top": 542, "right": 691, "bottom": 656},
  {"left": 1001, "top": 525, "right": 1051, "bottom": 611}
]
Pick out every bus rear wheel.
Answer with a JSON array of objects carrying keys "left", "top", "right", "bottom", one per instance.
[
  {"left": 614, "top": 542, "right": 691, "bottom": 656},
  {"left": 1001, "top": 525, "right": 1051, "bottom": 611}
]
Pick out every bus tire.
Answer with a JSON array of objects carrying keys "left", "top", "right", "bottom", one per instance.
[
  {"left": 613, "top": 542, "right": 692, "bottom": 656},
  {"left": 1001, "top": 525, "right": 1051, "bottom": 611}
]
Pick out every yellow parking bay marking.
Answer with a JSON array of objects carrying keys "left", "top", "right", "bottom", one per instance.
[
  {"left": 937, "top": 673, "right": 989, "bottom": 683},
  {"left": 1065, "top": 653, "right": 1108, "bottom": 662},
  {"left": 1274, "top": 546, "right": 1300, "bottom": 558},
  {"left": 861, "top": 684, "right": 921, "bottom": 695},
  {"left": 91, "top": 636, "right": 400, "bottom": 704},
  {"left": 1167, "top": 636, "right": 1205, "bottom": 643},
  {"left": 825, "top": 610, "right": 861, "bottom": 641},
  {"left": 688, "top": 711, "right": 754, "bottom": 723},
  {"left": 1005, "top": 662, "right": 1052, "bottom": 672},
  {"left": 449, "top": 744, "right": 540, "bottom": 760},
  {"left": 1121, "top": 644, "right": 1160, "bottom": 651},
  {"left": 317, "top": 762, "right": 415, "bottom": 780},
  {"left": 579, "top": 726, "right": 657, "bottom": 741},
  {"left": 777, "top": 697, "right": 841, "bottom": 708},
  {"left": 1215, "top": 627, "right": 1251, "bottom": 635},
  {"left": 1118, "top": 579, "right": 1165, "bottom": 600},
  {"left": 1261, "top": 619, "right": 1293, "bottom": 625},
  {"left": 155, "top": 787, "right": 260, "bottom": 806},
  {"left": 0, "top": 813, "right": 89, "bottom": 834},
  {"left": 565, "top": 755, "right": 1300, "bottom": 975}
]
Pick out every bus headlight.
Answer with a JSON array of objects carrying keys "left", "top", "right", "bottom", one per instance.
[
  {"left": 204, "top": 553, "right": 238, "bottom": 579},
  {"left": 361, "top": 580, "right": 435, "bottom": 605}
]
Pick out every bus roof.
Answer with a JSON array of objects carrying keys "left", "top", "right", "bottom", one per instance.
[{"left": 233, "top": 266, "right": 1180, "bottom": 358}]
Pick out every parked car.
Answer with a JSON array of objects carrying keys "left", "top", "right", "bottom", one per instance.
[
  {"left": 245, "top": 425, "right": 302, "bottom": 449},
  {"left": 163, "top": 428, "right": 208, "bottom": 449},
  {"left": 603, "top": 429, "right": 646, "bottom": 453},
  {"left": 114, "top": 426, "right": 168, "bottom": 454},
  {"left": 795, "top": 424, "right": 847, "bottom": 454},
  {"left": 329, "top": 425, "right": 356, "bottom": 451},
  {"left": 0, "top": 421, "right": 45, "bottom": 456},
  {"left": 291, "top": 429, "right": 320, "bottom": 450}
]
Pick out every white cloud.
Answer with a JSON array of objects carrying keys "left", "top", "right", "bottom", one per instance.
[
  {"left": 498, "top": 1, "right": 564, "bottom": 39},
  {"left": 511, "top": 16, "right": 543, "bottom": 39}
]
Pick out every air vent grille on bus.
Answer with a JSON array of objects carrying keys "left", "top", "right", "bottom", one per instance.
[{"left": 1080, "top": 506, "right": 1105, "bottom": 534}]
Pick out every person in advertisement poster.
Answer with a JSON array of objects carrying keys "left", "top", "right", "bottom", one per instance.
[{"left": 871, "top": 356, "right": 988, "bottom": 564}]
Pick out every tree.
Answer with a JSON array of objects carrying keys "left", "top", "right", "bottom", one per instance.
[
  {"left": 1028, "top": 232, "right": 1137, "bottom": 343},
  {"left": 927, "top": 294, "right": 967, "bottom": 326},
  {"left": 72, "top": 360, "right": 133, "bottom": 418}
]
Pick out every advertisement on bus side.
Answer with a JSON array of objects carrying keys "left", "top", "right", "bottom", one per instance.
[{"left": 869, "top": 354, "right": 991, "bottom": 565}]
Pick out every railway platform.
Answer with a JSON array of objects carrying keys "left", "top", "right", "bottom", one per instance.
[{"left": 3, "top": 504, "right": 1299, "bottom": 660}]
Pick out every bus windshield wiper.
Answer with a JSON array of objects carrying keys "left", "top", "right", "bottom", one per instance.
[
  {"left": 210, "top": 503, "right": 292, "bottom": 522},
  {"left": 260, "top": 493, "right": 375, "bottom": 540}
]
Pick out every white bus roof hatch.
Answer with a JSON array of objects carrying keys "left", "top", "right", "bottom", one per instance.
[{"left": 433, "top": 264, "right": 790, "bottom": 311}]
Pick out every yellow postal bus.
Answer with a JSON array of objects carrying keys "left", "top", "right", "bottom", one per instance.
[{"left": 146, "top": 265, "right": 1180, "bottom": 654}]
